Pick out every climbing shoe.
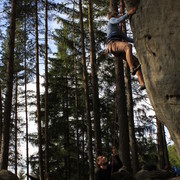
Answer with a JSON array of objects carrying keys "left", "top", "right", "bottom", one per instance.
[
  {"left": 140, "top": 84, "right": 146, "bottom": 90},
  {"left": 131, "top": 64, "right": 141, "bottom": 75}
]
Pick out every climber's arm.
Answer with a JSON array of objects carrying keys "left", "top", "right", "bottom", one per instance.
[
  {"left": 109, "top": 6, "right": 137, "bottom": 25},
  {"left": 109, "top": 14, "right": 129, "bottom": 24}
]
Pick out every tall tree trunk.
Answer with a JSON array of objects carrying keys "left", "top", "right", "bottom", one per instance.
[
  {"left": 115, "top": 58, "right": 131, "bottom": 171},
  {"left": 156, "top": 117, "right": 170, "bottom": 169},
  {"left": 125, "top": 64, "right": 139, "bottom": 173},
  {"left": 45, "top": 0, "right": 49, "bottom": 179},
  {"left": 88, "top": 0, "right": 102, "bottom": 156},
  {"left": 0, "top": 82, "right": 2, "bottom": 155},
  {"left": 79, "top": 0, "right": 94, "bottom": 179},
  {"left": 162, "top": 125, "right": 170, "bottom": 167},
  {"left": 35, "top": 0, "right": 43, "bottom": 179},
  {"left": 14, "top": 72, "right": 18, "bottom": 175},
  {"left": 0, "top": 0, "right": 16, "bottom": 170},
  {"left": 72, "top": 1, "right": 80, "bottom": 179},
  {"left": 156, "top": 118, "right": 165, "bottom": 169},
  {"left": 120, "top": 0, "right": 139, "bottom": 174},
  {"left": 110, "top": 0, "right": 131, "bottom": 172},
  {"left": 110, "top": 0, "right": 118, "bottom": 11},
  {"left": 24, "top": 14, "right": 29, "bottom": 180}
]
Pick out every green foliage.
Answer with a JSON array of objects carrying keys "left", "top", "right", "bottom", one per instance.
[{"left": 168, "top": 144, "right": 180, "bottom": 167}]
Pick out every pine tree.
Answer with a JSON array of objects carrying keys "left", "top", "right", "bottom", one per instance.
[
  {"left": 44, "top": 0, "right": 50, "bottom": 180},
  {"left": 0, "top": 83, "right": 2, "bottom": 155},
  {"left": 120, "top": 0, "right": 139, "bottom": 173},
  {"left": 35, "top": 0, "right": 43, "bottom": 179},
  {"left": 79, "top": 0, "right": 94, "bottom": 179},
  {"left": 72, "top": 1, "right": 80, "bottom": 179},
  {"left": 0, "top": 0, "right": 17, "bottom": 170},
  {"left": 108, "top": 0, "right": 131, "bottom": 171},
  {"left": 88, "top": 0, "right": 102, "bottom": 156}
]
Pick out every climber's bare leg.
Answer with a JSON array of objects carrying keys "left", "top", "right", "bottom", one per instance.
[
  {"left": 132, "top": 55, "right": 145, "bottom": 86},
  {"left": 136, "top": 69, "right": 145, "bottom": 86},
  {"left": 112, "top": 41, "right": 135, "bottom": 70},
  {"left": 117, "top": 45, "right": 145, "bottom": 87},
  {"left": 109, "top": 40, "right": 145, "bottom": 88}
]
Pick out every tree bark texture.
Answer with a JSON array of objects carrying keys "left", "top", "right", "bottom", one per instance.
[
  {"left": 156, "top": 119, "right": 165, "bottom": 169},
  {"left": 88, "top": 0, "right": 102, "bottom": 156},
  {"left": 115, "top": 58, "right": 131, "bottom": 172}
]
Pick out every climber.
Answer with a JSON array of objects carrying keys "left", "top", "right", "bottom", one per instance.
[
  {"left": 95, "top": 147, "right": 123, "bottom": 180},
  {"left": 106, "top": 7, "right": 146, "bottom": 90}
]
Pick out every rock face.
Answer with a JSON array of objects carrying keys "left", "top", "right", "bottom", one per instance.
[
  {"left": 0, "top": 170, "right": 19, "bottom": 180},
  {"left": 135, "top": 169, "right": 174, "bottom": 180},
  {"left": 124, "top": 0, "right": 180, "bottom": 157}
]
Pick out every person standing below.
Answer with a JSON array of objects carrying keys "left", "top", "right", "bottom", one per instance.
[
  {"left": 106, "top": 7, "right": 146, "bottom": 90},
  {"left": 95, "top": 147, "right": 123, "bottom": 180}
]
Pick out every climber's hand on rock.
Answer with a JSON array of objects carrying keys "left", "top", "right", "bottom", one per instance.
[{"left": 128, "top": 6, "right": 138, "bottom": 16}]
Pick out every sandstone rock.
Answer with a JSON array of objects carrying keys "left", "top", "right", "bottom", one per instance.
[
  {"left": 0, "top": 170, "right": 19, "bottom": 180},
  {"left": 124, "top": 0, "right": 180, "bottom": 157},
  {"left": 135, "top": 169, "right": 173, "bottom": 180},
  {"left": 170, "top": 177, "right": 180, "bottom": 180}
]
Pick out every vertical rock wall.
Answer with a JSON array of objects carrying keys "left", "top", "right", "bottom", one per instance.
[{"left": 125, "top": 0, "right": 180, "bottom": 157}]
